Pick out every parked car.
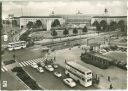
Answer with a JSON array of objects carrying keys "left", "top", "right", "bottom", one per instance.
[
  {"left": 99, "top": 49, "right": 107, "bottom": 54},
  {"left": 63, "top": 78, "right": 76, "bottom": 87},
  {"left": 31, "top": 62, "right": 38, "bottom": 68},
  {"left": 54, "top": 71, "right": 62, "bottom": 77},
  {"left": 45, "top": 65, "right": 54, "bottom": 72},
  {"left": 52, "top": 64, "right": 58, "bottom": 69},
  {"left": 37, "top": 67, "right": 44, "bottom": 73}
]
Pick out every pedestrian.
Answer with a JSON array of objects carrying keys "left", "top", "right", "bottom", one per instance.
[
  {"left": 95, "top": 74, "right": 97, "bottom": 79},
  {"left": 109, "top": 84, "right": 113, "bottom": 89},
  {"left": 97, "top": 77, "right": 100, "bottom": 83},
  {"left": 108, "top": 76, "right": 110, "bottom": 82},
  {"left": 65, "top": 59, "right": 67, "bottom": 63},
  {"left": 54, "top": 57, "right": 56, "bottom": 60}
]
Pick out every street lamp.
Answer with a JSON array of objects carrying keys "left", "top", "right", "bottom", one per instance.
[{"left": 13, "top": 47, "right": 16, "bottom": 61}]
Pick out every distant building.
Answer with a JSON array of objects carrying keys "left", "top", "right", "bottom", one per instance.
[
  {"left": 20, "top": 16, "right": 65, "bottom": 30},
  {"left": 54, "top": 14, "right": 93, "bottom": 27},
  {"left": 12, "top": 16, "right": 65, "bottom": 31},
  {"left": 91, "top": 16, "right": 127, "bottom": 25}
]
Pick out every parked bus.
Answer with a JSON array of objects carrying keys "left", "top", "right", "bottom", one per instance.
[
  {"left": 8, "top": 41, "right": 27, "bottom": 51},
  {"left": 65, "top": 61, "right": 92, "bottom": 87}
]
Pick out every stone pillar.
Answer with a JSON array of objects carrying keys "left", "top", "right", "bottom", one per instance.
[{"left": 46, "top": 19, "right": 52, "bottom": 31}]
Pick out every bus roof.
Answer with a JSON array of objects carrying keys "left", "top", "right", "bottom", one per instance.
[
  {"left": 66, "top": 61, "right": 91, "bottom": 73},
  {"left": 89, "top": 52, "right": 113, "bottom": 62}
]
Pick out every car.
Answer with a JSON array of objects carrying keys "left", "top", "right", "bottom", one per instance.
[
  {"left": 38, "top": 62, "right": 45, "bottom": 67},
  {"left": 31, "top": 62, "right": 38, "bottom": 68},
  {"left": 45, "top": 65, "right": 54, "bottom": 72},
  {"left": 53, "top": 64, "right": 58, "bottom": 68},
  {"left": 54, "top": 71, "right": 62, "bottom": 77},
  {"left": 37, "top": 67, "right": 44, "bottom": 73},
  {"left": 63, "top": 78, "right": 76, "bottom": 87}
]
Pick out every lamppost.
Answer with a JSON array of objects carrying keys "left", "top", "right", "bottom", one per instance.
[{"left": 13, "top": 47, "right": 16, "bottom": 61}]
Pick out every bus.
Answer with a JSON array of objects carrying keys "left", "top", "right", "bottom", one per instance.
[
  {"left": 8, "top": 41, "right": 27, "bottom": 51},
  {"left": 65, "top": 61, "right": 92, "bottom": 87}
]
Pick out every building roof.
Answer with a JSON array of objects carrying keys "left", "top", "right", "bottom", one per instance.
[
  {"left": 93, "top": 16, "right": 127, "bottom": 18},
  {"left": 88, "top": 51, "right": 113, "bottom": 62},
  {"left": 19, "top": 16, "right": 62, "bottom": 18}
]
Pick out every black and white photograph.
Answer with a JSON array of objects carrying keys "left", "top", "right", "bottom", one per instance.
[{"left": 0, "top": 0, "right": 127, "bottom": 90}]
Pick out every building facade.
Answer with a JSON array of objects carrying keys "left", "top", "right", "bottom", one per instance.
[
  {"left": 19, "top": 16, "right": 65, "bottom": 30},
  {"left": 55, "top": 14, "right": 92, "bottom": 28},
  {"left": 91, "top": 16, "right": 127, "bottom": 25}
]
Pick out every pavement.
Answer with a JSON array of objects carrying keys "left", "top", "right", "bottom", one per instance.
[{"left": 1, "top": 71, "right": 29, "bottom": 90}]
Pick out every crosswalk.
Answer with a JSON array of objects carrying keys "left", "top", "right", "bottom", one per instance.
[
  {"left": 19, "top": 57, "right": 46, "bottom": 67},
  {"left": 1, "top": 66, "right": 8, "bottom": 72},
  {"left": 1, "top": 57, "right": 46, "bottom": 72}
]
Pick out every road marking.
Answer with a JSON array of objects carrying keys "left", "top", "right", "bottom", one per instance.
[
  {"left": 36, "top": 58, "right": 41, "bottom": 63},
  {"left": 23, "top": 61, "right": 29, "bottom": 65},
  {"left": 19, "top": 63, "right": 23, "bottom": 67},
  {"left": 17, "top": 57, "right": 47, "bottom": 68},
  {"left": 26, "top": 61, "right": 31, "bottom": 65},
  {"left": 30, "top": 59, "right": 36, "bottom": 64},
  {"left": 1, "top": 68, "right": 5, "bottom": 72},
  {"left": 28, "top": 60, "right": 31, "bottom": 65},
  {"left": 3, "top": 66, "right": 8, "bottom": 71},
  {"left": 21, "top": 62, "right": 26, "bottom": 66}
]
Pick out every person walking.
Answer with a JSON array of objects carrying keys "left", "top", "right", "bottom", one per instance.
[
  {"left": 108, "top": 76, "right": 111, "bottom": 82},
  {"left": 109, "top": 84, "right": 113, "bottom": 89}
]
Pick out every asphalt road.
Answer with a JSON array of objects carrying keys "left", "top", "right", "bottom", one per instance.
[{"left": 24, "top": 65, "right": 97, "bottom": 90}]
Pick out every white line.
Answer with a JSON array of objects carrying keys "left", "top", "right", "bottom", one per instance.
[
  {"left": 34, "top": 58, "right": 39, "bottom": 63},
  {"left": 30, "top": 59, "right": 36, "bottom": 64},
  {"left": 26, "top": 61, "right": 31, "bottom": 65},
  {"left": 23, "top": 61, "right": 29, "bottom": 65},
  {"left": 20, "top": 62, "right": 26, "bottom": 66},
  {"left": 3, "top": 66, "right": 8, "bottom": 71},
  {"left": 38, "top": 58, "right": 41, "bottom": 63},
  {"left": 1, "top": 68, "right": 5, "bottom": 72},
  {"left": 28, "top": 59, "right": 34, "bottom": 65},
  {"left": 36, "top": 58, "right": 41, "bottom": 63},
  {"left": 27, "top": 60, "right": 33, "bottom": 65},
  {"left": 19, "top": 63, "right": 23, "bottom": 67}
]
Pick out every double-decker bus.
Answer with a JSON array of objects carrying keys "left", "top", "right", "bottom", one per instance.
[
  {"left": 8, "top": 41, "right": 27, "bottom": 51},
  {"left": 65, "top": 61, "right": 92, "bottom": 87}
]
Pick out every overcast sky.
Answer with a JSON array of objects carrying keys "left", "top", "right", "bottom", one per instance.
[{"left": 2, "top": 0, "right": 127, "bottom": 19}]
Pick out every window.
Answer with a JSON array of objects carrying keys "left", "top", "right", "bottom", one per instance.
[
  {"left": 87, "top": 72, "right": 91, "bottom": 75},
  {"left": 82, "top": 78, "right": 85, "bottom": 81},
  {"left": 87, "top": 78, "right": 92, "bottom": 82}
]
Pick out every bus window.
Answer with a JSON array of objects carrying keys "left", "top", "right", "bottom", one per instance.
[
  {"left": 87, "top": 72, "right": 91, "bottom": 75},
  {"left": 87, "top": 78, "right": 92, "bottom": 82},
  {"left": 82, "top": 78, "right": 85, "bottom": 81}
]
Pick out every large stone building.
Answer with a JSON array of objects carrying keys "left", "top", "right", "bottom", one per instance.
[
  {"left": 55, "top": 14, "right": 92, "bottom": 27},
  {"left": 12, "top": 16, "right": 65, "bottom": 30},
  {"left": 91, "top": 16, "right": 127, "bottom": 25},
  {"left": 19, "top": 16, "right": 65, "bottom": 30}
]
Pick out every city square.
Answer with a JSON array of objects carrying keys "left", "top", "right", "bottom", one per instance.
[{"left": 0, "top": 0, "right": 127, "bottom": 90}]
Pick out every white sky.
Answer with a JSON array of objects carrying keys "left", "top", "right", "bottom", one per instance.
[{"left": 2, "top": 0, "right": 127, "bottom": 19}]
